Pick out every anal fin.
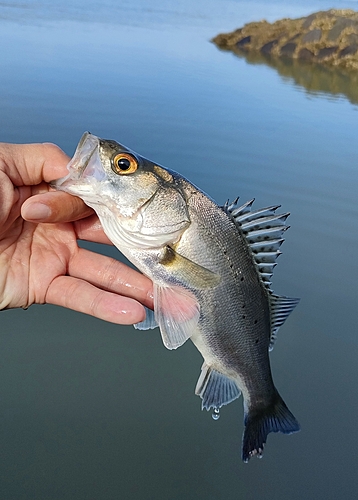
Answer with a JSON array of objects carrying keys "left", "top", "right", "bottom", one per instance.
[
  {"left": 195, "top": 363, "right": 241, "bottom": 410},
  {"left": 269, "top": 294, "right": 300, "bottom": 350}
]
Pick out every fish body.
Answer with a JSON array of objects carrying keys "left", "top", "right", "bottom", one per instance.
[{"left": 52, "top": 132, "right": 300, "bottom": 461}]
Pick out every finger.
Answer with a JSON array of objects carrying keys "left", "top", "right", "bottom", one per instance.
[
  {"left": 46, "top": 275, "right": 147, "bottom": 325},
  {"left": 21, "top": 191, "right": 93, "bottom": 223},
  {"left": 0, "top": 142, "right": 70, "bottom": 186},
  {"left": 74, "top": 214, "right": 113, "bottom": 245},
  {"left": 68, "top": 248, "right": 154, "bottom": 309}
]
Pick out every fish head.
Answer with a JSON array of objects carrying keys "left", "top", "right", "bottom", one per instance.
[{"left": 52, "top": 132, "right": 190, "bottom": 248}]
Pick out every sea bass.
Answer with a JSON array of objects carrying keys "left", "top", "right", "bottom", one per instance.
[{"left": 52, "top": 132, "right": 300, "bottom": 462}]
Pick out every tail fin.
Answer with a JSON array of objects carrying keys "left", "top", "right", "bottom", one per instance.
[{"left": 242, "top": 393, "right": 300, "bottom": 463}]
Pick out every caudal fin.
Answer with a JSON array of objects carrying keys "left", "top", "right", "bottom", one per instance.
[{"left": 242, "top": 393, "right": 300, "bottom": 463}]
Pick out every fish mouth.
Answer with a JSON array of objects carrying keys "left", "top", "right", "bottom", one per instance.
[{"left": 51, "top": 132, "right": 105, "bottom": 194}]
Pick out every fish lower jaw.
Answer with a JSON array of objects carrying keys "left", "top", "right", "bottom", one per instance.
[
  {"left": 99, "top": 213, "right": 186, "bottom": 252},
  {"left": 56, "top": 181, "right": 100, "bottom": 199}
]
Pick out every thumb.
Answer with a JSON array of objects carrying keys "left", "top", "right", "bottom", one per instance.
[{"left": 21, "top": 191, "right": 93, "bottom": 223}]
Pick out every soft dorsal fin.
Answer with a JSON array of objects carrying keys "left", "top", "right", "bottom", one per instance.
[
  {"left": 268, "top": 294, "right": 300, "bottom": 350},
  {"left": 223, "top": 197, "right": 299, "bottom": 348}
]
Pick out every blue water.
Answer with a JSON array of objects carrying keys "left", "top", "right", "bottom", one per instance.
[{"left": 1, "top": 1, "right": 358, "bottom": 499}]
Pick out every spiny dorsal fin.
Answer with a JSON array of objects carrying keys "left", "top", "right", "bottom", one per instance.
[
  {"left": 222, "top": 197, "right": 289, "bottom": 290},
  {"left": 223, "top": 197, "right": 299, "bottom": 349}
]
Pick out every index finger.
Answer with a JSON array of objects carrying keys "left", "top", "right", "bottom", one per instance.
[
  {"left": 0, "top": 142, "right": 71, "bottom": 186},
  {"left": 0, "top": 141, "right": 93, "bottom": 223}
]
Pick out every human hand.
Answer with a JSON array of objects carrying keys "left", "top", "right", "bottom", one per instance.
[{"left": 0, "top": 141, "right": 153, "bottom": 323}]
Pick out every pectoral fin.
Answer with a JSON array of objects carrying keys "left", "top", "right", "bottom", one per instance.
[
  {"left": 154, "top": 283, "right": 200, "bottom": 350},
  {"left": 160, "top": 246, "right": 220, "bottom": 290}
]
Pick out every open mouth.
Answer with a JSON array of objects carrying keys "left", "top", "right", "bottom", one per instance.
[
  {"left": 50, "top": 132, "right": 105, "bottom": 194},
  {"left": 70, "top": 132, "right": 100, "bottom": 179}
]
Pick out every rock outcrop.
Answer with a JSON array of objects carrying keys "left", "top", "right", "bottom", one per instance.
[{"left": 213, "top": 9, "right": 358, "bottom": 69}]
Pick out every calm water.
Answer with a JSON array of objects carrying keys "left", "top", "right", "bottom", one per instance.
[{"left": 1, "top": 1, "right": 358, "bottom": 499}]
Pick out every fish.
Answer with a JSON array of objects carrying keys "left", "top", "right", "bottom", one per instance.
[{"left": 52, "top": 132, "right": 300, "bottom": 462}]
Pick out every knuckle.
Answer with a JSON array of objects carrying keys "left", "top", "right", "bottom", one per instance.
[
  {"left": 99, "top": 258, "right": 125, "bottom": 290},
  {"left": 89, "top": 290, "right": 103, "bottom": 316}
]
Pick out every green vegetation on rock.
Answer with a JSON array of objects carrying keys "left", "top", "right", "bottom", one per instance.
[{"left": 213, "top": 9, "right": 358, "bottom": 69}]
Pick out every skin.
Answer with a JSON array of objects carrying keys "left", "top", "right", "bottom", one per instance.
[{"left": 0, "top": 141, "right": 153, "bottom": 323}]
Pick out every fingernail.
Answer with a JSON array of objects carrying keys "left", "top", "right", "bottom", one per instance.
[{"left": 23, "top": 203, "right": 52, "bottom": 221}]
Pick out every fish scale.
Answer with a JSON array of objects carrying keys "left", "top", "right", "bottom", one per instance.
[{"left": 52, "top": 132, "right": 300, "bottom": 463}]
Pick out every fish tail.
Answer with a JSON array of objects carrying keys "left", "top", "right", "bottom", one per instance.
[{"left": 242, "top": 392, "right": 300, "bottom": 463}]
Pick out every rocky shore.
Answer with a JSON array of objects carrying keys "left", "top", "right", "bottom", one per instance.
[{"left": 213, "top": 9, "right": 358, "bottom": 69}]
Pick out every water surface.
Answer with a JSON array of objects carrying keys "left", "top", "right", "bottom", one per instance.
[{"left": 1, "top": 1, "right": 358, "bottom": 499}]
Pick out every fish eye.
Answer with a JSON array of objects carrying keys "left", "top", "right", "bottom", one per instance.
[{"left": 112, "top": 153, "right": 138, "bottom": 175}]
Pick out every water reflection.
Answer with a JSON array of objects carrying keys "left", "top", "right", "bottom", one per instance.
[{"left": 220, "top": 47, "right": 358, "bottom": 105}]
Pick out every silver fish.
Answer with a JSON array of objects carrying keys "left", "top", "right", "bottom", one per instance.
[{"left": 52, "top": 132, "right": 300, "bottom": 462}]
